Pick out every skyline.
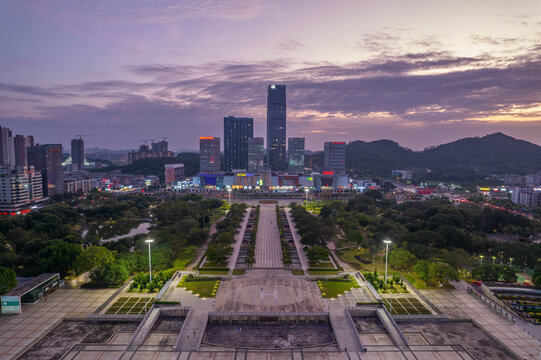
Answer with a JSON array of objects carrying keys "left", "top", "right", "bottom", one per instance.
[{"left": 1, "top": 0, "right": 541, "bottom": 151}]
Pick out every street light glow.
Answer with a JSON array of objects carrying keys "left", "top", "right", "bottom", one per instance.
[
  {"left": 384, "top": 239, "right": 392, "bottom": 244},
  {"left": 145, "top": 239, "right": 154, "bottom": 243}
]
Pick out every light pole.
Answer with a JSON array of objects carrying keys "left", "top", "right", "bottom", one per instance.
[
  {"left": 480, "top": 255, "right": 484, "bottom": 264},
  {"left": 305, "top": 188, "right": 309, "bottom": 207},
  {"left": 384, "top": 239, "right": 392, "bottom": 286},
  {"left": 228, "top": 188, "right": 232, "bottom": 206},
  {"left": 492, "top": 256, "right": 496, "bottom": 265},
  {"left": 509, "top": 258, "right": 513, "bottom": 267},
  {"left": 145, "top": 239, "right": 154, "bottom": 283}
]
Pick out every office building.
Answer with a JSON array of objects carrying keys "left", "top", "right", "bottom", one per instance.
[
  {"left": 63, "top": 178, "right": 97, "bottom": 194},
  {"left": 27, "top": 144, "right": 64, "bottom": 196},
  {"left": 0, "top": 126, "right": 15, "bottom": 168},
  {"left": 14, "top": 135, "right": 34, "bottom": 168},
  {"left": 165, "top": 164, "right": 185, "bottom": 184},
  {"left": 71, "top": 137, "right": 85, "bottom": 170},
  {"left": 267, "top": 84, "right": 287, "bottom": 171},
  {"left": 288, "top": 137, "right": 305, "bottom": 174},
  {"left": 224, "top": 116, "right": 253, "bottom": 171},
  {"left": 199, "top": 137, "right": 221, "bottom": 174},
  {"left": 247, "top": 137, "right": 265, "bottom": 173},
  {"left": 0, "top": 166, "right": 44, "bottom": 212},
  {"left": 324, "top": 142, "right": 346, "bottom": 172}
]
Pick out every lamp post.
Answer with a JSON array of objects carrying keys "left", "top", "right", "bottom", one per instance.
[
  {"left": 145, "top": 239, "right": 154, "bottom": 283},
  {"left": 492, "top": 256, "right": 496, "bottom": 265},
  {"left": 228, "top": 188, "right": 232, "bottom": 206},
  {"left": 480, "top": 255, "right": 484, "bottom": 264},
  {"left": 384, "top": 239, "right": 392, "bottom": 285},
  {"left": 305, "top": 188, "right": 309, "bottom": 207},
  {"left": 509, "top": 257, "right": 513, "bottom": 267}
]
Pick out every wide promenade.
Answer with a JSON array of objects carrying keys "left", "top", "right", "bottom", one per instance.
[{"left": 254, "top": 204, "right": 283, "bottom": 268}]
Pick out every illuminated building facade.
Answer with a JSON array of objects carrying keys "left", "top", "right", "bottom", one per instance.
[
  {"left": 224, "top": 116, "right": 253, "bottom": 171},
  {"left": 247, "top": 137, "right": 265, "bottom": 173},
  {"left": 165, "top": 163, "right": 185, "bottom": 184},
  {"left": 199, "top": 137, "right": 221, "bottom": 174},
  {"left": 0, "top": 166, "right": 44, "bottom": 212},
  {"left": 267, "top": 84, "right": 287, "bottom": 171},
  {"left": 288, "top": 137, "right": 305, "bottom": 174}
]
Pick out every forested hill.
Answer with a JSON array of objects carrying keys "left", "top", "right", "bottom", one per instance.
[{"left": 346, "top": 133, "right": 541, "bottom": 179}]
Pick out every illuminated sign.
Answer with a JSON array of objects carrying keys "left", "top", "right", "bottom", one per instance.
[
  {"left": 306, "top": 177, "right": 313, "bottom": 181},
  {"left": 322, "top": 171, "right": 334, "bottom": 175},
  {"left": 479, "top": 187, "right": 491, "bottom": 191},
  {"left": 199, "top": 137, "right": 215, "bottom": 140},
  {"left": 236, "top": 173, "right": 253, "bottom": 177}
]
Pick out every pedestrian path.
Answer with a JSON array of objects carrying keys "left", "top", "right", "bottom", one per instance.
[
  {"left": 254, "top": 204, "right": 283, "bottom": 268},
  {"left": 228, "top": 207, "right": 251, "bottom": 270}
]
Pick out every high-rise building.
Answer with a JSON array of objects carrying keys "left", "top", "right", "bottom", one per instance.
[
  {"left": 0, "top": 166, "right": 44, "bottom": 212},
  {"left": 247, "top": 137, "right": 265, "bottom": 173},
  {"left": 324, "top": 142, "right": 346, "bottom": 173},
  {"left": 27, "top": 144, "right": 64, "bottom": 196},
  {"left": 165, "top": 164, "right": 185, "bottom": 184},
  {"left": 71, "top": 137, "right": 85, "bottom": 170},
  {"left": 14, "top": 135, "right": 33, "bottom": 167},
  {"left": 151, "top": 140, "right": 168, "bottom": 153},
  {"left": 267, "top": 84, "right": 287, "bottom": 171},
  {"left": 0, "top": 126, "right": 15, "bottom": 168},
  {"left": 288, "top": 137, "right": 305, "bottom": 174},
  {"left": 199, "top": 137, "right": 221, "bottom": 174},
  {"left": 128, "top": 139, "right": 174, "bottom": 163},
  {"left": 224, "top": 116, "right": 253, "bottom": 172}
]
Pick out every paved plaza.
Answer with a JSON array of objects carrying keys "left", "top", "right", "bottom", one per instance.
[
  {"left": 254, "top": 204, "right": 283, "bottom": 268},
  {"left": 0, "top": 288, "right": 115, "bottom": 360},
  {"left": 214, "top": 270, "right": 324, "bottom": 312},
  {"left": 421, "top": 288, "right": 541, "bottom": 359}
]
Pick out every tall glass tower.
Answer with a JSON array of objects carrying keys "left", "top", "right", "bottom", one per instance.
[
  {"left": 267, "top": 84, "right": 286, "bottom": 171},
  {"left": 224, "top": 116, "right": 253, "bottom": 171}
]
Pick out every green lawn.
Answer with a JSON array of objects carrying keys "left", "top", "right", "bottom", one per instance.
[
  {"left": 173, "top": 246, "right": 198, "bottom": 270},
  {"left": 201, "top": 261, "right": 228, "bottom": 268},
  {"left": 309, "top": 261, "right": 335, "bottom": 268},
  {"left": 198, "top": 269, "right": 229, "bottom": 275},
  {"left": 291, "top": 269, "right": 305, "bottom": 275},
  {"left": 105, "top": 297, "right": 154, "bottom": 315},
  {"left": 178, "top": 276, "right": 221, "bottom": 297},
  {"left": 308, "top": 268, "right": 339, "bottom": 275},
  {"left": 232, "top": 269, "right": 245, "bottom": 275},
  {"left": 317, "top": 276, "right": 360, "bottom": 298}
]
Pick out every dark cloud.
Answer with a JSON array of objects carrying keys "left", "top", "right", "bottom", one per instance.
[{"left": 2, "top": 50, "right": 541, "bottom": 150}]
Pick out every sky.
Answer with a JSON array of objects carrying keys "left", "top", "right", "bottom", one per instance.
[{"left": 1, "top": 0, "right": 541, "bottom": 152}]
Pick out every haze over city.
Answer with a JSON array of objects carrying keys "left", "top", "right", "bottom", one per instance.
[{"left": 1, "top": 0, "right": 541, "bottom": 151}]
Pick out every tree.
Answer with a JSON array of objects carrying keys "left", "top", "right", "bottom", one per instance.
[
  {"left": 0, "top": 266, "right": 17, "bottom": 295},
  {"left": 75, "top": 246, "right": 115, "bottom": 274},
  {"left": 306, "top": 246, "right": 330, "bottom": 262},
  {"left": 428, "top": 262, "right": 459, "bottom": 284},
  {"left": 500, "top": 266, "right": 517, "bottom": 283},
  {"left": 472, "top": 264, "right": 500, "bottom": 282},
  {"left": 205, "top": 243, "right": 232, "bottom": 264},
  {"left": 346, "top": 231, "right": 364, "bottom": 245},
  {"left": 414, "top": 260, "right": 430, "bottom": 281},
  {"left": 90, "top": 261, "right": 129, "bottom": 285},
  {"left": 389, "top": 248, "right": 418, "bottom": 271},
  {"left": 534, "top": 275, "right": 541, "bottom": 288},
  {"left": 39, "top": 241, "right": 82, "bottom": 277}
]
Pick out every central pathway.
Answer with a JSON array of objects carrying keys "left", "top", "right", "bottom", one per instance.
[{"left": 254, "top": 204, "right": 283, "bottom": 268}]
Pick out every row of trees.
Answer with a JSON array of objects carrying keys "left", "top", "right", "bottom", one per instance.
[{"left": 205, "top": 203, "right": 247, "bottom": 264}]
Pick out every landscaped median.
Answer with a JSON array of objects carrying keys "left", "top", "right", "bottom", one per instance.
[
  {"left": 316, "top": 274, "right": 360, "bottom": 298},
  {"left": 177, "top": 274, "right": 221, "bottom": 298}
]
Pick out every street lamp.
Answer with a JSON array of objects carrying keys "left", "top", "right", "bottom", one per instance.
[
  {"left": 228, "top": 188, "right": 232, "bottom": 206},
  {"left": 145, "top": 239, "right": 154, "bottom": 283},
  {"left": 384, "top": 239, "right": 392, "bottom": 285},
  {"left": 305, "top": 188, "right": 309, "bottom": 207},
  {"left": 492, "top": 256, "right": 496, "bottom": 265},
  {"left": 479, "top": 255, "right": 484, "bottom": 264},
  {"left": 509, "top": 258, "right": 513, "bottom": 266}
]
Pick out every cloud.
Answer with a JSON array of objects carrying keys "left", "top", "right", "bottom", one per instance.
[{"left": 274, "top": 39, "right": 304, "bottom": 52}]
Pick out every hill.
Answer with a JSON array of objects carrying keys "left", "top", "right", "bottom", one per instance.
[{"left": 346, "top": 133, "right": 541, "bottom": 180}]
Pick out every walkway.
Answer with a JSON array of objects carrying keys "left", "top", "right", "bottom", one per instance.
[
  {"left": 227, "top": 207, "right": 252, "bottom": 270},
  {"left": 329, "top": 309, "right": 363, "bottom": 352},
  {"left": 285, "top": 208, "right": 309, "bottom": 272},
  {"left": 174, "top": 309, "right": 208, "bottom": 352},
  {"left": 254, "top": 204, "right": 282, "bottom": 268}
]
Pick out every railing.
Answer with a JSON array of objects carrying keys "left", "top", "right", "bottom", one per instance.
[{"left": 468, "top": 288, "right": 515, "bottom": 321}]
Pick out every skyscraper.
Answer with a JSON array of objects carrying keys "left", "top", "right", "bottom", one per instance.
[
  {"left": 324, "top": 142, "right": 346, "bottom": 173},
  {"left": 288, "top": 137, "right": 305, "bottom": 174},
  {"left": 267, "top": 84, "right": 286, "bottom": 171},
  {"left": 0, "top": 126, "right": 15, "bottom": 168},
  {"left": 199, "top": 137, "right": 221, "bottom": 174},
  {"left": 247, "top": 137, "right": 265, "bottom": 173},
  {"left": 224, "top": 116, "right": 253, "bottom": 171},
  {"left": 71, "top": 137, "right": 85, "bottom": 170},
  {"left": 27, "top": 144, "right": 64, "bottom": 196},
  {"left": 14, "top": 135, "right": 33, "bottom": 167}
]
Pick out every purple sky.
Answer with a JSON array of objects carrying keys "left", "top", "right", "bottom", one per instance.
[{"left": 1, "top": 0, "right": 541, "bottom": 151}]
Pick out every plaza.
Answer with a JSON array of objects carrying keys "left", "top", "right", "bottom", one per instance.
[{"left": 2, "top": 203, "right": 540, "bottom": 360}]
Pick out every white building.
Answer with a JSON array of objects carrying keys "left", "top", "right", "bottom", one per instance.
[{"left": 0, "top": 166, "right": 45, "bottom": 213}]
